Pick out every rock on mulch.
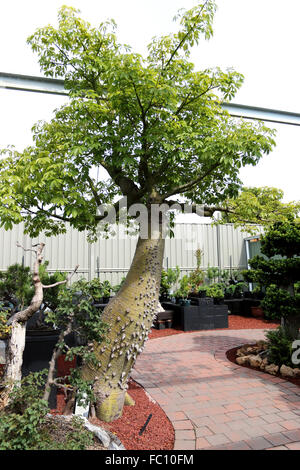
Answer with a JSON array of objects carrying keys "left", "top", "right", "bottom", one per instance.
[{"left": 226, "top": 344, "right": 300, "bottom": 389}]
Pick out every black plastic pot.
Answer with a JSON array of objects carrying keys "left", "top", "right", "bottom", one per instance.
[
  {"left": 161, "top": 301, "right": 228, "bottom": 331},
  {"left": 198, "top": 291, "right": 207, "bottom": 298},
  {"left": 213, "top": 297, "right": 225, "bottom": 305},
  {"left": 159, "top": 294, "right": 170, "bottom": 302},
  {"left": 22, "top": 330, "right": 60, "bottom": 409},
  {"left": 179, "top": 299, "right": 191, "bottom": 306}
]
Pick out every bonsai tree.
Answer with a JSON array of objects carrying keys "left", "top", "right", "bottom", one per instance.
[
  {"left": 0, "top": 3, "right": 276, "bottom": 421},
  {"left": 0, "top": 264, "right": 34, "bottom": 313},
  {"left": 187, "top": 248, "right": 205, "bottom": 294},
  {"left": 206, "top": 266, "right": 220, "bottom": 284},
  {"left": 42, "top": 279, "right": 109, "bottom": 412},
  {"left": 244, "top": 220, "right": 300, "bottom": 338},
  {"left": 0, "top": 243, "right": 78, "bottom": 410}
]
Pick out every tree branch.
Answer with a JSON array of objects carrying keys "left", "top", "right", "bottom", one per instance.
[
  {"left": 165, "top": 200, "right": 234, "bottom": 217},
  {"left": 162, "top": 160, "right": 222, "bottom": 199},
  {"left": 7, "top": 243, "right": 45, "bottom": 325},
  {"left": 86, "top": 176, "right": 102, "bottom": 207},
  {"left": 175, "top": 82, "right": 218, "bottom": 116},
  {"left": 163, "top": 0, "right": 210, "bottom": 71},
  {"left": 42, "top": 265, "right": 79, "bottom": 289},
  {"left": 43, "top": 320, "right": 73, "bottom": 402}
]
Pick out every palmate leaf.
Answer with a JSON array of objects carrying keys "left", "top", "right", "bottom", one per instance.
[{"left": 0, "top": 2, "right": 277, "bottom": 236}]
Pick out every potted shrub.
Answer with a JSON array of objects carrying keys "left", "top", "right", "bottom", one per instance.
[
  {"left": 101, "top": 280, "right": 112, "bottom": 303},
  {"left": 175, "top": 275, "right": 191, "bottom": 306},
  {"left": 225, "top": 281, "right": 247, "bottom": 299},
  {"left": 159, "top": 266, "right": 180, "bottom": 302},
  {"left": 206, "top": 283, "right": 225, "bottom": 305},
  {"left": 198, "top": 285, "right": 208, "bottom": 298}
]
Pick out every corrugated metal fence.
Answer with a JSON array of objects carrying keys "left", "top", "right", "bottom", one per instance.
[{"left": 0, "top": 222, "right": 256, "bottom": 286}]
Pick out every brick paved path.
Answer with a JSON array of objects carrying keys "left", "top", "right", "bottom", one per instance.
[{"left": 132, "top": 330, "right": 300, "bottom": 450}]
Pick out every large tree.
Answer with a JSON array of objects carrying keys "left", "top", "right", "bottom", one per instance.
[{"left": 0, "top": 2, "right": 276, "bottom": 421}]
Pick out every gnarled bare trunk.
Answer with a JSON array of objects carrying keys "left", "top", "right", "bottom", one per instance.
[
  {"left": 0, "top": 322, "right": 27, "bottom": 409},
  {"left": 82, "top": 226, "right": 165, "bottom": 422},
  {"left": 0, "top": 244, "right": 46, "bottom": 410}
]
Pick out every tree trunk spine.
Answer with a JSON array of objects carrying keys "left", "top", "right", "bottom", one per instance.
[{"left": 82, "top": 229, "right": 165, "bottom": 421}]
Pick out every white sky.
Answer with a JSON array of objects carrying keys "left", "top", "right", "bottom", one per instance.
[{"left": 0, "top": 0, "right": 299, "bottom": 208}]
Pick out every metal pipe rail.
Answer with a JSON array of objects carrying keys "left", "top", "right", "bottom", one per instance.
[{"left": 1, "top": 71, "right": 300, "bottom": 126}]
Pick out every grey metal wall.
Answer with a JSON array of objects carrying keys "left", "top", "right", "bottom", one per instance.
[{"left": 0, "top": 222, "right": 255, "bottom": 286}]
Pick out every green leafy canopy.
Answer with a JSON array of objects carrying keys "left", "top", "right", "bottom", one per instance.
[{"left": 0, "top": 2, "right": 276, "bottom": 239}]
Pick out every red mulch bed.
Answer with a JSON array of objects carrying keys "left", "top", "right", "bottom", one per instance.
[
  {"left": 90, "top": 379, "right": 174, "bottom": 450},
  {"left": 226, "top": 344, "right": 300, "bottom": 388},
  {"left": 49, "top": 314, "right": 280, "bottom": 450},
  {"left": 148, "top": 314, "right": 279, "bottom": 339}
]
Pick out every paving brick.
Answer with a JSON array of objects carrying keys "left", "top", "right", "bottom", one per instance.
[
  {"left": 206, "top": 433, "right": 231, "bottom": 446},
  {"left": 266, "top": 445, "right": 288, "bottom": 450},
  {"left": 190, "top": 416, "right": 217, "bottom": 428},
  {"left": 196, "top": 437, "right": 211, "bottom": 449},
  {"left": 211, "top": 413, "right": 232, "bottom": 424},
  {"left": 226, "top": 411, "right": 248, "bottom": 421},
  {"left": 245, "top": 436, "right": 273, "bottom": 450},
  {"left": 175, "top": 429, "right": 195, "bottom": 440},
  {"left": 243, "top": 426, "right": 267, "bottom": 438},
  {"left": 173, "top": 420, "right": 194, "bottom": 430},
  {"left": 224, "top": 403, "right": 245, "bottom": 412},
  {"left": 265, "top": 432, "right": 294, "bottom": 447},
  {"left": 262, "top": 422, "right": 286, "bottom": 434},
  {"left": 195, "top": 426, "right": 213, "bottom": 438},
  {"left": 244, "top": 408, "right": 265, "bottom": 417},
  {"left": 225, "top": 430, "right": 250, "bottom": 443},
  {"left": 262, "top": 413, "right": 283, "bottom": 424},
  {"left": 282, "top": 429, "right": 300, "bottom": 441},
  {"left": 208, "top": 423, "right": 232, "bottom": 435},
  {"left": 167, "top": 411, "right": 188, "bottom": 421},
  {"left": 174, "top": 440, "right": 196, "bottom": 450},
  {"left": 285, "top": 441, "right": 300, "bottom": 450},
  {"left": 224, "top": 441, "right": 252, "bottom": 450},
  {"left": 277, "top": 411, "right": 300, "bottom": 420},
  {"left": 280, "top": 420, "right": 300, "bottom": 430}
]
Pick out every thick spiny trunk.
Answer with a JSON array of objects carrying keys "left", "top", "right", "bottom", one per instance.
[{"left": 82, "top": 227, "right": 165, "bottom": 422}]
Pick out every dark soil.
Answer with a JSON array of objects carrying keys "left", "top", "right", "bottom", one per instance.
[{"left": 41, "top": 414, "right": 106, "bottom": 450}]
